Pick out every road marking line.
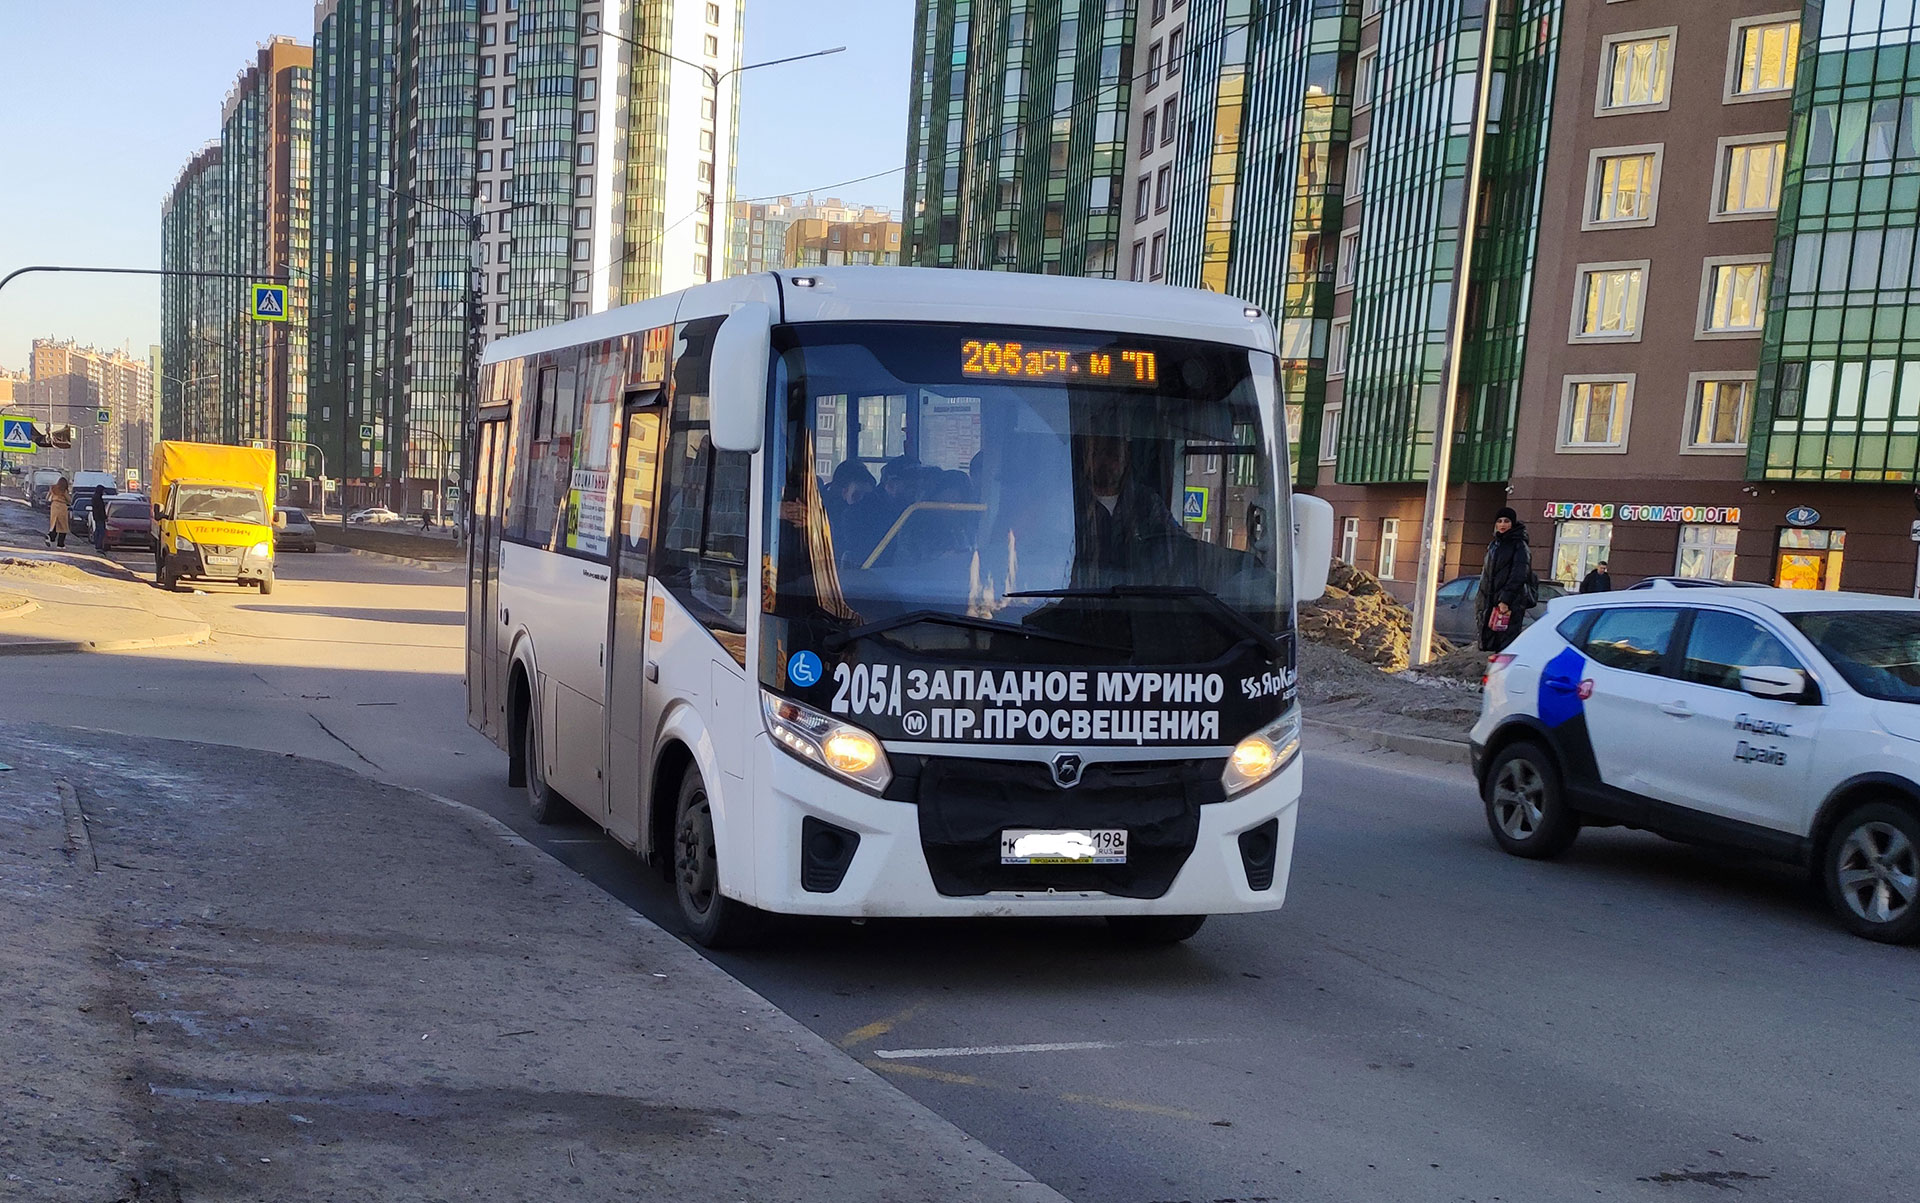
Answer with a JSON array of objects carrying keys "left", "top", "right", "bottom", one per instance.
[
  {"left": 838, "top": 1003, "right": 921, "bottom": 1050},
  {"left": 864, "top": 1060, "right": 1209, "bottom": 1122},
  {"left": 874, "top": 1036, "right": 1232, "bottom": 1060}
]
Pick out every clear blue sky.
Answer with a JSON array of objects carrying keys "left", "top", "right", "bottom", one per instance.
[{"left": 0, "top": 0, "right": 912, "bottom": 373}]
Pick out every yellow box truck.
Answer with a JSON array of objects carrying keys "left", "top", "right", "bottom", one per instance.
[{"left": 150, "top": 441, "right": 279, "bottom": 594}]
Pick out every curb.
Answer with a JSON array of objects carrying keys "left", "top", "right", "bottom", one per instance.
[
  {"left": 0, "top": 624, "right": 213, "bottom": 657},
  {"left": 1306, "top": 717, "right": 1471, "bottom": 765},
  {"left": 318, "top": 541, "right": 462, "bottom": 572}
]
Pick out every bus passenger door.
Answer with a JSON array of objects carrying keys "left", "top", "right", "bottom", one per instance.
[
  {"left": 467, "top": 419, "right": 510, "bottom": 740},
  {"left": 605, "top": 397, "right": 664, "bottom": 849}
]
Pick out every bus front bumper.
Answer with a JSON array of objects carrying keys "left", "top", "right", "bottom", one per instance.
[{"left": 740, "top": 736, "right": 1301, "bottom": 919}]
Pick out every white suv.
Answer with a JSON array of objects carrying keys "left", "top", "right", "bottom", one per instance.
[{"left": 1470, "top": 588, "right": 1920, "bottom": 943}]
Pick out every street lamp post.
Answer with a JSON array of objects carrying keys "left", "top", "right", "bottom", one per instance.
[{"left": 594, "top": 26, "right": 844, "bottom": 282}]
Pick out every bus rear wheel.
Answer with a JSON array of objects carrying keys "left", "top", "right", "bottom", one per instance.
[
  {"left": 673, "top": 769, "right": 763, "bottom": 949},
  {"left": 1106, "top": 914, "right": 1207, "bottom": 944}
]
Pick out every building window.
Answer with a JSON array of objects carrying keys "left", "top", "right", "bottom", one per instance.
[
  {"left": 1340, "top": 516, "right": 1359, "bottom": 564},
  {"left": 702, "top": 97, "right": 716, "bottom": 119},
  {"left": 1598, "top": 30, "right": 1674, "bottom": 113},
  {"left": 694, "top": 253, "right": 710, "bottom": 276},
  {"left": 1728, "top": 17, "right": 1799, "bottom": 100},
  {"left": 503, "top": 84, "right": 515, "bottom": 104},
  {"left": 1677, "top": 525, "right": 1739, "bottom": 581},
  {"left": 577, "top": 143, "right": 595, "bottom": 166},
  {"left": 1167, "top": 28, "right": 1183, "bottom": 76},
  {"left": 481, "top": 55, "right": 496, "bottom": 77},
  {"left": 1362, "top": 0, "right": 1382, "bottom": 19},
  {"left": 1135, "top": 174, "right": 1151, "bottom": 221},
  {"left": 1152, "top": 0, "right": 1167, "bottom": 22},
  {"left": 481, "top": 87, "right": 496, "bottom": 109},
  {"left": 1336, "top": 228, "right": 1360, "bottom": 290},
  {"left": 1319, "top": 406, "right": 1342, "bottom": 464},
  {"left": 1328, "top": 316, "right": 1350, "bottom": 378},
  {"left": 1715, "top": 136, "right": 1786, "bottom": 218},
  {"left": 1552, "top": 520, "right": 1612, "bottom": 585},
  {"left": 573, "top": 239, "right": 591, "bottom": 261},
  {"left": 505, "top": 53, "right": 516, "bottom": 72},
  {"left": 572, "top": 301, "right": 589, "bottom": 320},
  {"left": 496, "top": 302, "right": 510, "bottom": 323},
  {"left": 1347, "top": 141, "right": 1368, "bottom": 198},
  {"left": 502, "top": 148, "right": 514, "bottom": 170},
  {"left": 1355, "top": 49, "right": 1376, "bottom": 111},
  {"left": 705, "top": 34, "right": 719, "bottom": 57},
  {"left": 1147, "top": 42, "right": 1163, "bottom": 88},
  {"left": 1160, "top": 97, "right": 1177, "bottom": 143},
  {"left": 1130, "top": 239, "right": 1147, "bottom": 281},
  {"left": 479, "top": 118, "right": 495, "bottom": 141},
  {"left": 1559, "top": 377, "right": 1634, "bottom": 452},
  {"left": 1378, "top": 518, "right": 1400, "bottom": 580},
  {"left": 574, "top": 176, "right": 593, "bottom": 198},
  {"left": 1142, "top": 109, "right": 1157, "bottom": 153},
  {"left": 503, "top": 116, "right": 514, "bottom": 139},
  {"left": 1572, "top": 261, "right": 1648, "bottom": 342},
  {"left": 582, "top": 45, "right": 598, "bottom": 68},
  {"left": 479, "top": 149, "right": 494, "bottom": 171},
  {"left": 697, "top": 161, "right": 712, "bottom": 181},
  {"left": 575, "top": 207, "right": 592, "bottom": 229},
  {"left": 1585, "top": 146, "right": 1661, "bottom": 228},
  {"left": 580, "top": 78, "right": 597, "bottom": 101},
  {"left": 706, "top": 1, "right": 721, "bottom": 22},
  {"left": 1775, "top": 528, "right": 1845, "bottom": 590},
  {"left": 1155, "top": 165, "right": 1172, "bottom": 212},
  {"left": 1686, "top": 375, "right": 1755, "bottom": 450},
  {"left": 1149, "top": 233, "right": 1167, "bottom": 279},
  {"left": 572, "top": 271, "right": 590, "bottom": 293},
  {"left": 1699, "top": 258, "right": 1770, "bottom": 337},
  {"left": 578, "top": 110, "right": 596, "bottom": 133}
]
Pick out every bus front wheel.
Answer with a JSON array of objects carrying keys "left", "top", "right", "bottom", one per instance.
[
  {"left": 521, "top": 705, "right": 574, "bottom": 824},
  {"left": 673, "top": 768, "right": 763, "bottom": 949}
]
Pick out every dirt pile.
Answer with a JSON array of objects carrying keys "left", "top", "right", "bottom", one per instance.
[{"left": 1297, "top": 562, "right": 1451, "bottom": 673}]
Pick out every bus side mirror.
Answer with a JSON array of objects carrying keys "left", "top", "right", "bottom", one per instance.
[
  {"left": 1292, "top": 494, "right": 1334, "bottom": 602},
  {"left": 151, "top": 503, "right": 163, "bottom": 522},
  {"left": 708, "top": 301, "right": 773, "bottom": 454}
]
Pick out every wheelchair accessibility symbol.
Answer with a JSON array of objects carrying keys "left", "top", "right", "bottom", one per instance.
[{"left": 787, "top": 650, "right": 824, "bottom": 688}]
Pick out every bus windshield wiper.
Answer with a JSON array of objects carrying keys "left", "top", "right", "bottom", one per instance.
[
  {"left": 822, "top": 609, "right": 1128, "bottom": 653},
  {"left": 1004, "top": 585, "right": 1288, "bottom": 659}
]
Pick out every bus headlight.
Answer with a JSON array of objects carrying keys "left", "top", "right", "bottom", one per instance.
[
  {"left": 174, "top": 537, "right": 195, "bottom": 552},
  {"left": 761, "top": 690, "right": 893, "bottom": 794},
  {"left": 250, "top": 541, "right": 272, "bottom": 558},
  {"left": 1222, "top": 708, "right": 1302, "bottom": 795}
]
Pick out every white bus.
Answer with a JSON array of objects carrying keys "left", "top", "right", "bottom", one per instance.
[{"left": 467, "top": 267, "right": 1332, "bottom": 947}]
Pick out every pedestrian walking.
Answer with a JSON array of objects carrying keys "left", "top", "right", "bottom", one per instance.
[
  {"left": 90, "top": 486, "right": 109, "bottom": 552},
  {"left": 1579, "top": 560, "right": 1613, "bottom": 594},
  {"left": 1476, "top": 506, "right": 1535, "bottom": 653},
  {"left": 45, "top": 478, "right": 71, "bottom": 549}
]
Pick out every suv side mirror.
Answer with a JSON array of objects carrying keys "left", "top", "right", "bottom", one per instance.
[
  {"left": 708, "top": 301, "right": 773, "bottom": 454},
  {"left": 1740, "top": 665, "right": 1815, "bottom": 704}
]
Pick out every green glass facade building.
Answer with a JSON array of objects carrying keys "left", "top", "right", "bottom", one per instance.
[
  {"left": 902, "top": 0, "right": 1135, "bottom": 275},
  {"left": 160, "top": 146, "right": 226, "bottom": 444}
]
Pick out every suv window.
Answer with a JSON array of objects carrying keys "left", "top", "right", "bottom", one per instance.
[
  {"left": 1581, "top": 607, "right": 1679, "bottom": 674},
  {"left": 1681, "top": 610, "right": 1802, "bottom": 691}
]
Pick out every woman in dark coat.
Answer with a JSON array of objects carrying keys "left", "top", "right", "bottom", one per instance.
[{"left": 1476, "top": 506, "right": 1533, "bottom": 652}]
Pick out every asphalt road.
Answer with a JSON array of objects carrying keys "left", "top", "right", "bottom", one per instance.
[{"left": 1, "top": 507, "right": 1915, "bottom": 1202}]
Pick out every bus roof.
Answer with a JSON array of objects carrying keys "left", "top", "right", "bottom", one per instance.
[{"left": 480, "top": 267, "right": 1278, "bottom": 366}]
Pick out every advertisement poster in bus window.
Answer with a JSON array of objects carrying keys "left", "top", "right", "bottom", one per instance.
[
  {"left": 568, "top": 339, "right": 622, "bottom": 558},
  {"left": 919, "top": 393, "right": 981, "bottom": 471}
]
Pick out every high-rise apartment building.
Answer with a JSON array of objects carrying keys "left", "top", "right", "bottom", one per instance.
[
  {"left": 301, "top": 0, "right": 741, "bottom": 510},
  {"left": 902, "top": 0, "right": 1135, "bottom": 276},
  {"left": 27, "top": 340, "right": 153, "bottom": 477},
  {"left": 727, "top": 197, "right": 902, "bottom": 275},
  {"left": 159, "top": 39, "right": 313, "bottom": 473}
]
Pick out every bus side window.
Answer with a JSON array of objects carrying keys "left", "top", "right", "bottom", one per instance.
[{"left": 657, "top": 316, "right": 749, "bottom": 659}]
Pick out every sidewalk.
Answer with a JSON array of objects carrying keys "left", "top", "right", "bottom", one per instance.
[
  {"left": 0, "top": 722, "right": 1066, "bottom": 1203},
  {"left": 0, "top": 555, "right": 210, "bottom": 655}
]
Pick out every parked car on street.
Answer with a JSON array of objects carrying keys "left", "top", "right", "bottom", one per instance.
[
  {"left": 100, "top": 498, "right": 153, "bottom": 551},
  {"left": 274, "top": 506, "right": 318, "bottom": 552},
  {"left": 1623, "top": 576, "right": 1744, "bottom": 590},
  {"left": 347, "top": 506, "right": 402, "bottom": 525},
  {"left": 1432, "top": 574, "right": 1568, "bottom": 645},
  {"left": 1473, "top": 587, "right": 1920, "bottom": 943}
]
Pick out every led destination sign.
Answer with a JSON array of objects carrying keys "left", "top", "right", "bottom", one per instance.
[{"left": 960, "top": 338, "right": 1159, "bottom": 387}]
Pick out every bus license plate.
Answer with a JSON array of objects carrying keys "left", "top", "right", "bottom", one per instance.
[
  {"left": 205, "top": 555, "right": 237, "bottom": 569},
  {"left": 1000, "top": 828, "right": 1127, "bottom": 866}
]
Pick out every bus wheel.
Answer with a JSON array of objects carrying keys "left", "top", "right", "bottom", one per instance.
[
  {"left": 521, "top": 706, "right": 574, "bottom": 824},
  {"left": 1106, "top": 915, "right": 1207, "bottom": 944},
  {"left": 673, "top": 769, "right": 763, "bottom": 949}
]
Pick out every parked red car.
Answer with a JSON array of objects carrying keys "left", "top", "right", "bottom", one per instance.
[{"left": 101, "top": 498, "right": 154, "bottom": 551}]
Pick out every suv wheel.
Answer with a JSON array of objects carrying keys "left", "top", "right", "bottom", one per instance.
[
  {"left": 1483, "top": 742, "right": 1580, "bottom": 859},
  {"left": 1823, "top": 802, "right": 1920, "bottom": 944}
]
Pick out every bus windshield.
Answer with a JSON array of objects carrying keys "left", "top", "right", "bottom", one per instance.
[
  {"left": 172, "top": 485, "right": 267, "bottom": 525},
  {"left": 763, "top": 322, "right": 1293, "bottom": 680}
]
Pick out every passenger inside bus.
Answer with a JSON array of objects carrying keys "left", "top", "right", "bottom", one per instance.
[{"left": 1071, "top": 432, "right": 1187, "bottom": 588}]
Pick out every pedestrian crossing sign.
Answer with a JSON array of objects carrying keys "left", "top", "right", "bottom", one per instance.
[
  {"left": 251, "top": 283, "right": 288, "bottom": 322},
  {"left": 97, "top": 409, "right": 110, "bottom": 425},
  {"left": 1, "top": 417, "right": 34, "bottom": 454},
  {"left": 1183, "top": 486, "right": 1210, "bottom": 523}
]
